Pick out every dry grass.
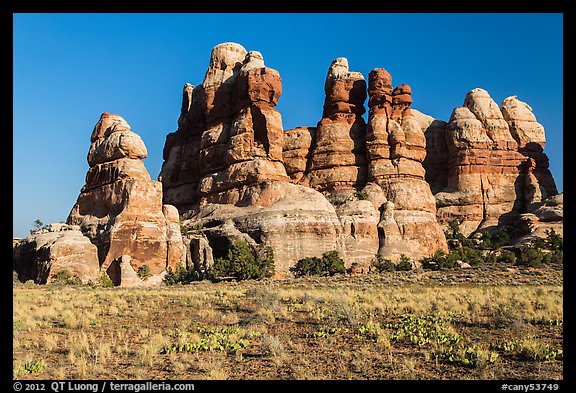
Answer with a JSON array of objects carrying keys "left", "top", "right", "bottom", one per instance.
[{"left": 13, "top": 267, "right": 563, "bottom": 380}]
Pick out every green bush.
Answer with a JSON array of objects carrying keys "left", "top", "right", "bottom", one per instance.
[
  {"left": 354, "top": 190, "right": 369, "bottom": 200},
  {"left": 328, "top": 197, "right": 346, "bottom": 206},
  {"left": 420, "top": 249, "right": 457, "bottom": 270},
  {"left": 164, "top": 263, "right": 207, "bottom": 285},
  {"left": 30, "top": 219, "right": 45, "bottom": 235},
  {"left": 497, "top": 250, "right": 517, "bottom": 264},
  {"left": 291, "top": 250, "right": 346, "bottom": 277},
  {"left": 544, "top": 229, "right": 563, "bottom": 251},
  {"left": 51, "top": 269, "right": 82, "bottom": 285},
  {"left": 19, "top": 360, "right": 46, "bottom": 374},
  {"left": 395, "top": 255, "right": 413, "bottom": 271},
  {"left": 437, "top": 344, "right": 499, "bottom": 368},
  {"left": 444, "top": 220, "right": 475, "bottom": 248},
  {"left": 479, "top": 227, "right": 510, "bottom": 250},
  {"left": 455, "top": 246, "right": 483, "bottom": 267},
  {"left": 96, "top": 273, "right": 115, "bottom": 288},
  {"left": 420, "top": 246, "right": 482, "bottom": 270},
  {"left": 136, "top": 265, "right": 151, "bottom": 281},
  {"left": 372, "top": 256, "right": 395, "bottom": 272},
  {"left": 210, "top": 241, "right": 274, "bottom": 281},
  {"left": 485, "top": 251, "right": 498, "bottom": 264},
  {"left": 543, "top": 250, "right": 563, "bottom": 265},
  {"left": 516, "top": 247, "right": 545, "bottom": 268}
]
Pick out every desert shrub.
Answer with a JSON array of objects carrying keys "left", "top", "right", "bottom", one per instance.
[
  {"left": 328, "top": 197, "right": 346, "bottom": 206},
  {"left": 354, "top": 190, "right": 369, "bottom": 200},
  {"left": 372, "top": 254, "right": 413, "bottom": 272},
  {"left": 436, "top": 344, "right": 499, "bottom": 368},
  {"left": 420, "top": 250, "right": 457, "bottom": 270},
  {"left": 372, "top": 255, "right": 395, "bottom": 272},
  {"left": 18, "top": 360, "right": 46, "bottom": 374},
  {"left": 292, "top": 256, "right": 324, "bottom": 275},
  {"left": 290, "top": 250, "right": 345, "bottom": 277},
  {"left": 390, "top": 313, "right": 462, "bottom": 347},
  {"left": 445, "top": 220, "right": 462, "bottom": 240},
  {"left": 479, "top": 227, "right": 510, "bottom": 249},
  {"left": 455, "top": 246, "right": 483, "bottom": 267},
  {"left": 164, "top": 263, "right": 206, "bottom": 285},
  {"left": 444, "top": 220, "right": 476, "bottom": 248},
  {"left": 544, "top": 229, "right": 563, "bottom": 251},
  {"left": 420, "top": 249, "right": 446, "bottom": 270},
  {"left": 30, "top": 219, "right": 45, "bottom": 235},
  {"left": 515, "top": 339, "right": 563, "bottom": 361},
  {"left": 136, "top": 265, "right": 151, "bottom": 281},
  {"left": 514, "top": 230, "right": 562, "bottom": 267},
  {"left": 210, "top": 241, "right": 274, "bottom": 281},
  {"left": 543, "top": 250, "right": 563, "bottom": 265},
  {"left": 162, "top": 325, "right": 249, "bottom": 353},
  {"left": 485, "top": 251, "right": 498, "bottom": 264},
  {"left": 96, "top": 273, "right": 115, "bottom": 288},
  {"left": 421, "top": 246, "right": 482, "bottom": 269},
  {"left": 51, "top": 270, "right": 82, "bottom": 285},
  {"left": 497, "top": 249, "right": 517, "bottom": 264},
  {"left": 516, "top": 247, "right": 545, "bottom": 268},
  {"left": 180, "top": 222, "right": 203, "bottom": 235},
  {"left": 395, "top": 255, "right": 413, "bottom": 271},
  {"left": 491, "top": 337, "right": 562, "bottom": 361}
]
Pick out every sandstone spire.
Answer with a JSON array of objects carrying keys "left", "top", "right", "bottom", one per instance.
[
  {"left": 365, "top": 68, "right": 448, "bottom": 261},
  {"left": 302, "top": 57, "right": 368, "bottom": 192},
  {"left": 68, "top": 113, "right": 185, "bottom": 285}
]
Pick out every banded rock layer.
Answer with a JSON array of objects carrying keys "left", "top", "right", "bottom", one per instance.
[
  {"left": 160, "top": 43, "right": 352, "bottom": 276},
  {"left": 67, "top": 113, "right": 185, "bottom": 285},
  {"left": 161, "top": 44, "right": 449, "bottom": 274},
  {"left": 420, "top": 89, "right": 560, "bottom": 237}
]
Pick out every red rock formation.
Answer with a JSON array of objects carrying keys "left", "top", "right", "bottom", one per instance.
[
  {"left": 282, "top": 126, "right": 316, "bottom": 183},
  {"left": 162, "top": 43, "right": 289, "bottom": 208},
  {"left": 365, "top": 68, "right": 448, "bottom": 262},
  {"left": 302, "top": 58, "right": 368, "bottom": 192},
  {"left": 420, "top": 90, "right": 559, "bottom": 236},
  {"left": 67, "top": 113, "right": 185, "bottom": 285},
  {"left": 162, "top": 44, "right": 352, "bottom": 276}
]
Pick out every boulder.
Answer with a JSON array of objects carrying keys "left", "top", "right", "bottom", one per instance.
[{"left": 13, "top": 225, "right": 99, "bottom": 284}]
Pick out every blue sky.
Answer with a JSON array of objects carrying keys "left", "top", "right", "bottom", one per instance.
[{"left": 13, "top": 13, "right": 563, "bottom": 238}]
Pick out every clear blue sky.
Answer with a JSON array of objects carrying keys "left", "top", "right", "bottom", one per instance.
[{"left": 13, "top": 13, "right": 563, "bottom": 238}]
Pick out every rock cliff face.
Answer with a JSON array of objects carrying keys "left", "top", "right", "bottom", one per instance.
[
  {"left": 418, "top": 89, "right": 559, "bottom": 237},
  {"left": 363, "top": 69, "right": 447, "bottom": 261},
  {"left": 161, "top": 43, "right": 351, "bottom": 276},
  {"left": 67, "top": 113, "right": 185, "bottom": 285},
  {"left": 289, "top": 58, "right": 379, "bottom": 268},
  {"left": 30, "top": 42, "right": 559, "bottom": 284},
  {"left": 161, "top": 45, "right": 449, "bottom": 273}
]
